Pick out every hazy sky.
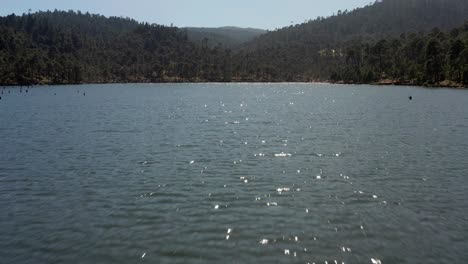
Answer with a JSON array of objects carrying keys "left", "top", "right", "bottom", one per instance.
[{"left": 1, "top": 0, "right": 372, "bottom": 29}]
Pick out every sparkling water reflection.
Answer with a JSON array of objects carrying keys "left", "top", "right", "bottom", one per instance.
[{"left": 0, "top": 83, "right": 467, "bottom": 264}]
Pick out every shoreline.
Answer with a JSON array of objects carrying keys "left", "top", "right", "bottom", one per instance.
[{"left": 1, "top": 80, "right": 466, "bottom": 89}]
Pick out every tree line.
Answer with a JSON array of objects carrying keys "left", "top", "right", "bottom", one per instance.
[
  {"left": 330, "top": 26, "right": 468, "bottom": 86},
  {"left": 0, "top": 1, "right": 467, "bottom": 87},
  {"left": 232, "top": 0, "right": 468, "bottom": 86},
  {"left": 233, "top": 24, "right": 468, "bottom": 86},
  {"left": 0, "top": 10, "right": 232, "bottom": 85}
]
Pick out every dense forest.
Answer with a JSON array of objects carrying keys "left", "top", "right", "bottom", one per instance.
[
  {"left": 233, "top": 0, "right": 468, "bottom": 85},
  {"left": 0, "top": 11, "right": 233, "bottom": 84},
  {"left": 234, "top": 24, "right": 468, "bottom": 86},
  {"left": 0, "top": 0, "right": 467, "bottom": 86},
  {"left": 185, "top": 27, "right": 265, "bottom": 48},
  {"left": 329, "top": 26, "right": 468, "bottom": 86}
]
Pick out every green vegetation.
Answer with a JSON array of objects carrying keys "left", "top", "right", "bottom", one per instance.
[
  {"left": 233, "top": 0, "right": 468, "bottom": 86},
  {"left": 239, "top": 25, "right": 468, "bottom": 86},
  {"left": 185, "top": 27, "right": 265, "bottom": 48},
  {"left": 0, "top": 10, "right": 233, "bottom": 84},
  {"left": 330, "top": 27, "right": 468, "bottom": 86},
  {"left": 0, "top": 0, "right": 467, "bottom": 87}
]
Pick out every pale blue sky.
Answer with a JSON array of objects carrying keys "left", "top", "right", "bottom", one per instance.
[{"left": 0, "top": 0, "right": 373, "bottom": 30}]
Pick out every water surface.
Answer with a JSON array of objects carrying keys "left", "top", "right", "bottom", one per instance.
[{"left": 1, "top": 83, "right": 467, "bottom": 264}]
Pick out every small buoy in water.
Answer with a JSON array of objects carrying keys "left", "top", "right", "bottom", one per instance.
[{"left": 409, "top": 96, "right": 412, "bottom": 100}]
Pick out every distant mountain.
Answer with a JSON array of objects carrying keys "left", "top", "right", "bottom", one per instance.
[
  {"left": 0, "top": 0, "right": 467, "bottom": 86},
  {"left": 184, "top": 26, "right": 266, "bottom": 47}
]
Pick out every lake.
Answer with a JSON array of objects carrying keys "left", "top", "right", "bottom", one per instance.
[{"left": 1, "top": 83, "right": 467, "bottom": 264}]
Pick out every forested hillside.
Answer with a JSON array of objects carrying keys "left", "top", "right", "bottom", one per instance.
[
  {"left": 244, "top": 0, "right": 468, "bottom": 48},
  {"left": 0, "top": 0, "right": 467, "bottom": 86},
  {"left": 232, "top": 0, "right": 468, "bottom": 85},
  {"left": 185, "top": 27, "right": 265, "bottom": 48},
  {"left": 0, "top": 10, "right": 232, "bottom": 84},
  {"left": 329, "top": 25, "right": 468, "bottom": 86},
  {"left": 233, "top": 24, "right": 468, "bottom": 86}
]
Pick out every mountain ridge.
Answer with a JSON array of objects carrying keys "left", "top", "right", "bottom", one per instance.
[
  {"left": 183, "top": 26, "right": 266, "bottom": 48},
  {"left": 0, "top": 0, "right": 467, "bottom": 86},
  {"left": 232, "top": 0, "right": 468, "bottom": 83}
]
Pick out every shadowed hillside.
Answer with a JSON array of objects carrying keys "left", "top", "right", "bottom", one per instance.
[
  {"left": 0, "top": 0, "right": 467, "bottom": 86},
  {"left": 0, "top": 10, "right": 233, "bottom": 84},
  {"left": 232, "top": 0, "right": 468, "bottom": 85},
  {"left": 185, "top": 26, "right": 266, "bottom": 48}
]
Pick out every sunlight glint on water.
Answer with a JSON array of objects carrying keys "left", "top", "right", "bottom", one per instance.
[{"left": 0, "top": 83, "right": 467, "bottom": 264}]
